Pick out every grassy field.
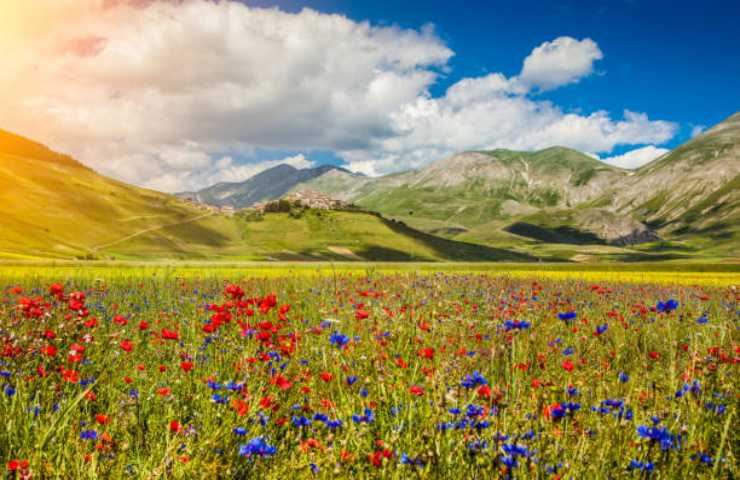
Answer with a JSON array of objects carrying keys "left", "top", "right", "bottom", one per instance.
[
  {"left": 0, "top": 265, "right": 736, "bottom": 478},
  {"left": 104, "top": 211, "right": 533, "bottom": 262}
]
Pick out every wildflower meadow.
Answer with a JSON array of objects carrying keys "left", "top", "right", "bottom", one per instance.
[{"left": 0, "top": 269, "right": 737, "bottom": 478}]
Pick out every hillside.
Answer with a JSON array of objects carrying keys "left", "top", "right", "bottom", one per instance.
[
  {"left": 0, "top": 129, "right": 530, "bottom": 262},
  {"left": 612, "top": 112, "right": 740, "bottom": 256},
  {"left": 352, "top": 147, "right": 628, "bottom": 226},
  {"left": 0, "top": 129, "right": 210, "bottom": 259},
  {"left": 106, "top": 209, "right": 536, "bottom": 262}
]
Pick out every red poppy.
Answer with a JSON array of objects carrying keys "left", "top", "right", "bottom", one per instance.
[
  {"left": 418, "top": 347, "right": 435, "bottom": 359},
  {"left": 161, "top": 329, "right": 179, "bottom": 340},
  {"left": 6, "top": 459, "right": 29, "bottom": 472},
  {"left": 270, "top": 374, "right": 292, "bottom": 390},
  {"left": 409, "top": 385, "right": 424, "bottom": 396}
]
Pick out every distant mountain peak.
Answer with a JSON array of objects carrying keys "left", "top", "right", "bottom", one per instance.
[{"left": 184, "top": 162, "right": 360, "bottom": 208}]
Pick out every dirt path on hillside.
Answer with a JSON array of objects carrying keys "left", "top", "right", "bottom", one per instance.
[{"left": 91, "top": 212, "right": 215, "bottom": 251}]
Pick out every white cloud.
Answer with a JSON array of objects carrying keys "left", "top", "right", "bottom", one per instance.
[
  {"left": 600, "top": 145, "right": 670, "bottom": 169},
  {"left": 1, "top": 0, "right": 450, "bottom": 190},
  {"left": 1, "top": 1, "right": 676, "bottom": 189},
  {"left": 691, "top": 125, "right": 707, "bottom": 137},
  {"left": 344, "top": 91, "right": 677, "bottom": 176},
  {"left": 517, "top": 37, "right": 603, "bottom": 91}
]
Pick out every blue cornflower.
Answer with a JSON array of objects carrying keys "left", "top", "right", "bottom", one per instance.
[
  {"left": 656, "top": 299, "right": 679, "bottom": 313},
  {"left": 226, "top": 381, "right": 244, "bottom": 391},
  {"left": 351, "top": 407, "right": 374, "bottom": 424},
  {"left": 696, "top": 314, "right": 708, "bottom": 324},
  {"left": 233, "top": 427, "right": 248, "bottom": 436},
  {"left": 705, "top": 402, "right": 726, "bottom": 415},
  {"left": 461, "top": 371, "right": 487, "bottom": 389},
  {"left": 501, "top": 443, "right": 531, "bottom": 458},
  {"left": 211, "top": 393, "right": 229, "bottom": 404},
  {"left": 558, "top": 311, "right": 577, "bottom": 321},
  {"left": 474, "top": 420, "right": 491, "bottom": 430},
  {"left": 400, "top": 453, "right": 426, "bottom": 466},
  {"left": 239, "top": 437, "right": 276, "bottom": 457},
  {"left": 346, "top": 376, "right": 358, "bottom": 386},
  {"left": 80, "top": 430, "right": 98, "bottom": 440},
  {"left": 637, "top": 425, "right": 682, "bottom": 451},
  {"left": 503, "top": 320, "right": 531, "bottom": 331},
  {"left": 619, "top": 372, "right": 629, "bottom": 383},
  {"left": 329, "top": 331, "right": 349, "bottom": 348},
  {"left": 628, "top": 460, "right": 654, "bottom": 472},
  {"left": 562, "top": 347, "right": 574, "bottom": 356},
  {"left": 596, "top": 323, "right": 608, "bottom": 335},
  {"left": 291, "top": 415, "right": 312, "bottom": 428},
  {"left": 466, "top": 404, "right": 485, "bottom": 418},
  {"left": 326, "top": 419, "right": 343, "bottom": 429}
]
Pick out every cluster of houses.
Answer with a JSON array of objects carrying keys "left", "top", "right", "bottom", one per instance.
[
  {"left": 251, "top": 190, "right": 347, "bottom": 213},
  {"left": 181, "top": 190, "right": 347, "bottom": 216}
]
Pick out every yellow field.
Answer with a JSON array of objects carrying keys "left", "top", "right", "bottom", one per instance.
[{"left": 0, "top": 262, "right": 737, "bottom": 287}]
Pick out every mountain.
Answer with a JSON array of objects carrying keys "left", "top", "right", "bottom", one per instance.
[
  {"left": 180, "top": 164, "right": 366, "bottom": 208},
  {"left": 611, "top": 112, "right": 740, "bottom": 256},
  {"left": 351, "top": 147, "right": 628, "bottom": 226},
  {"left": 184, "top": 118, "right": 740, "bottom": 261},
  {"left": 0, "top": 129, "right": 529, "bottom": 262}
]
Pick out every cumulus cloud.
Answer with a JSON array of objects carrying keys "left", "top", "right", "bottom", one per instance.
[
  {"left": 344, "top": 89, "right": 676, "bottom": 176},
  {"left": 517, "top": 37, "right": 603, "bottom": 91},
  {"left": 1, "top": 0, "right": 450, "bottom": 190},
  {"left": 1, "top": 1, "right": 677, "bottom": 189},
  {"left": 600, "top": 145, "right": 670, "bottom": 169}
]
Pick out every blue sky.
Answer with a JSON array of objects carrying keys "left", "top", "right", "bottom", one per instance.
[
  {"left": 5, "top": 0, "right": 739, "bottom": 190},
  {"left": 246, "top": 0, "right": 740, "bottom": 152}
]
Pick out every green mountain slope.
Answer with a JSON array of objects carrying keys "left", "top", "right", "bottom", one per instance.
[
  {"left": 350, "top": 147, "right": 629, "bottom": 232},
  {"left": 0, "top": 129, "right": 209, "bottom": 259},
  {"left": 0, "top": 129, "right": 531, "bottom": 262},
  {"left": 613, "top": 112, "right": 740, "bottom": 256}
]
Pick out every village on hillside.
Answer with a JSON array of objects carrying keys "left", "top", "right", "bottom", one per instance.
[{"left": 180, "top": 190, "right": 349, "bottom": 216}]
